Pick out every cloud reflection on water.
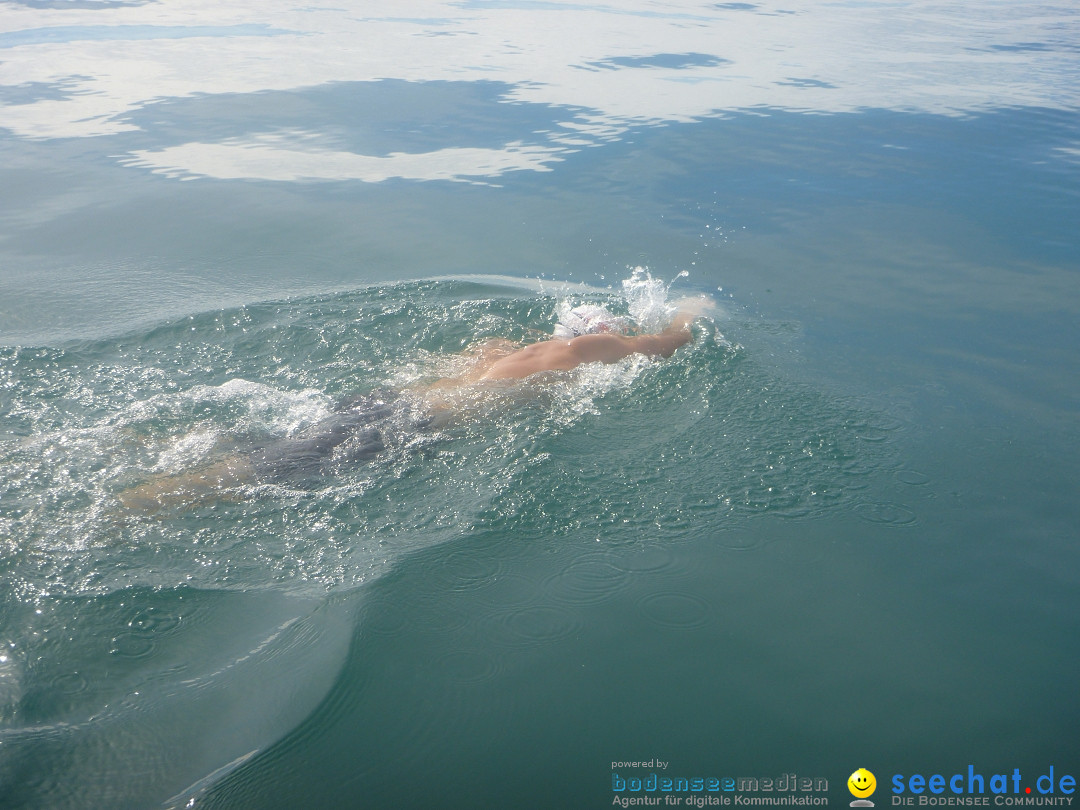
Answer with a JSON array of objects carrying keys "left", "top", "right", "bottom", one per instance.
[
  {"left": 0, "top": 0, "right": 1077, "bottom": 182},
  {"left": 120, "top": 130, "right": 567, "bottom": 183}
]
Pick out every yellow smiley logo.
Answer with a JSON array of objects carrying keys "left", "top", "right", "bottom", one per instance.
[{"left": 848, "top": 768, "right": 877, "bottom": 798}]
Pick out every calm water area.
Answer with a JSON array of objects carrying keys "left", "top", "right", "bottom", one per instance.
[{"left": 1, "top": 1, "right": 1078, "bottom": 808}]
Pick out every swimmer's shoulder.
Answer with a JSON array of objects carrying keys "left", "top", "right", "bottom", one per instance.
[{"left": 565, "top": 332, "right": 638, "bottom": 364}]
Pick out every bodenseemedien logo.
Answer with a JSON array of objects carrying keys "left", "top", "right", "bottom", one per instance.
[
  {"left": 610, "top": 766, "right": 829, "bottom": 807},
  {"left": 850, "top": 768, "right": 878, "bottom": 808}
]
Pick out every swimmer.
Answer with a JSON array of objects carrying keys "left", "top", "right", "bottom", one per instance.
[{"left": 117, "top": 296, "right": 711, "bottom": 512}]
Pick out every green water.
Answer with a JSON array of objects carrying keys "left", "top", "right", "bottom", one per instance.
[
  {"left": 3, "top": 267, "right": 1076, "bottom": 807},
  {"left": 2, "top": 0, "right": 1079, "bottom": 807}
]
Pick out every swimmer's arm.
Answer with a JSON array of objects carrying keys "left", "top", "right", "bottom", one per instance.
[
  {"left": 567, "top": 297, "right": 710, "bottom": 363},
  {"left": 565, "top": 327, "right": 685, "bottom": 364}
]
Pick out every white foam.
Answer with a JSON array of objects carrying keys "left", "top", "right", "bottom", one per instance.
[
  {"left": 176, "top": 378, "right": 332, "bottom": 435},
  {"left": 152, "top": 428, "right": 219, "bottom": 473},
  {"left": 622, "top": 266, "right": 685, "bottom": 333},
  {"left": 548, "top": 266, "right": 685, "bottom": 336}
]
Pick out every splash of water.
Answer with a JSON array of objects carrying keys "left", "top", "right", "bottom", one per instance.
[{"left": 552, "top": 266, "right": 689, "bottom": 336}]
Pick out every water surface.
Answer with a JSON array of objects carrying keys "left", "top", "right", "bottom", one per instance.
[{"left": 1, "top": 1, "right": 1078, "bottom": 808}]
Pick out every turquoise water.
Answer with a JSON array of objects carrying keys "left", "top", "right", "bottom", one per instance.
[{"left": 1, "top": 1, "right": 1079, "bottom": 808}]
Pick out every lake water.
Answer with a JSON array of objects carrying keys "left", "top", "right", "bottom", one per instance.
[{"left": 1, "top": 1, "right": 1078, "bottom": 808}]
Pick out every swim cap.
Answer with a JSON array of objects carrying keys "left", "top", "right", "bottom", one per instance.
[{"left": 552, "top": 304, "right": 629, "bottom": 338}]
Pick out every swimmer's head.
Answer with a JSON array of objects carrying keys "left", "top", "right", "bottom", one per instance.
[{"left": 552, "top": 304, "right": 629, "bottom": 338}]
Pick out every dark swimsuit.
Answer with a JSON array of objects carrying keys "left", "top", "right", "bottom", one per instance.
[{"left": 245, "top": 388, "right": 425, "bottom": 484}]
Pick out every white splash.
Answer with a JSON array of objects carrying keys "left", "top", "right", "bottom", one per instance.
[{"left": 622, "top": 266, "right": 687, "bottom": 334}]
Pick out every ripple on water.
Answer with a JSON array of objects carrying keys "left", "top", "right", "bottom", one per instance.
[
  {"left": 411, "top": 597, "right": 474, "bottom": 636},
  {"left": 109, "top": 631, "right": 156, "bottom": 659},
  {"left": 715, "top": 530, "right": 765, "bottom": 551},
  {"left": 486, "top": 603, "right": 583, "bottom": 650},
  {"left": 771, "top": 535, "right": 830, "bottom": 568},
  {"left": 127, "top": 604, "right": 183, "bottom": 635},
  {"left": 636, "top": 591, "right": 713, "bottom": 631},
  {"left": 542, "top": 554, "right": 630, "bottom": 606},
  {"left": 358, "top": 598, "right": 411, "bottom": 638},
  {"left": 606, "top": 543, "right": 676, "bottom": 574},
  {"left": 53, "top": 671, "right": 89, "bottom": 696},
  {"left": 434, "top": 648, "right": 503, "bottom": 684},
  {"left": 895, "top": 468, "right": 930, "bottom": 486},
  {"left": 853, "top": 500, "right": 918, "bottom": 527},
  {"left": 420, "top": 544, "right": 504, "bottom": 594},
  {"left": 462, "top": 571, "right": 543, "bottom": 609},
  {"left": 853, "top": 420, "right": 905, "bottom": 443}
]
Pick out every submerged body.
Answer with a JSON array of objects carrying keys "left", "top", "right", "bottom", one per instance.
[
  {"left": 117, "top": 388, "right": 412, "bottom": 510},
  {"left": 118, "top": 297, "right": 709, "bottom": 511}
]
